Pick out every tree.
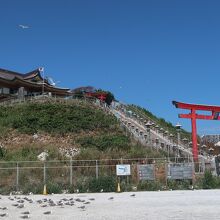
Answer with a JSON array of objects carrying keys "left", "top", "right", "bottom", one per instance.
[{"left": 96, "top": 89, "right": 115, "bottom": 105}]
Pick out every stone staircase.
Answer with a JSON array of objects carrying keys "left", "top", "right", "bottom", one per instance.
[{"left": 110, "top": 101, "right": 212, "bottom": 168}]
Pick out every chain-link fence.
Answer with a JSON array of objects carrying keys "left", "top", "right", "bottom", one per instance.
[{"left": 0, "top": 157, "right": 214, "bottom": 194}]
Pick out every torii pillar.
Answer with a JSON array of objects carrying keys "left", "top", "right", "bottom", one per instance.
[{"left": 172, "top": 101, "right": 220, "bottom": 162}]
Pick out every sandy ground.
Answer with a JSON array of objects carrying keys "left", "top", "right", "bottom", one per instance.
[{"left": 0, "top": 190, "right": 220, "bottom": 219}]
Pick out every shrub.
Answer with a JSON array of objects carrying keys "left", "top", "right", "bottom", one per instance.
[
  {"left": 167, "top": 179, "right": 191, "bottom": 190},
  {"left": 0, "top": 147, "right": 6, "bottom": 159},
  {"left": 88, "top": 176, "right": 116, "bottom": 192},
  {"left": 46, "top": 182, "right": 63, "bottom": 194},
  {"left": 77, "top": 134, "right": 130, "bottom": 151},
  {"left": 202, "top": 171, "right": 217, "bottom": 189},
  {"left": 137, "top": 180, "right": 162, "bottom": 191}
]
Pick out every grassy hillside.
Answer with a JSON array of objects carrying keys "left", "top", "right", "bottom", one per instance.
[{"left": 0, "top": 100, "right": 167, "bottom": 161}]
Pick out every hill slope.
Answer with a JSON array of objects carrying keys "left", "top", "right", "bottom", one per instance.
[{"left": 0, "top": 100, "right": 167, "bottom": 161}]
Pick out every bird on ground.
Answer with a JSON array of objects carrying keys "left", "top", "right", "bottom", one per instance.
[
  {"left": 1, "top": 207, "right": 8, "bottom": 210},
  {"left": 21, "top": 211, "right": 30, "bottom": 215},
  {"left": 78, "top": 205, "right": 85, "bottom": 209},
  {"left": 130, "top": 194, "right": 136, "bottom": 197},
  {"left": 17, "top": 204, "right": 24, "bottom": 208},
  {"left": 43, "top": 211, "right": 52, "bottom": 215},
  {"left": 20, "top": 215, "right": 30, "bottom": 219},
  {"left": 18, "top": 200, "right": 25, "bottom": 203},
  {"left": 36, "top": 200, "right": 43, "bottom": 204},
  {"left": 0, "top": 213, "right": 8, "bottom": 217},
  {"left": 108, "top": 197, "right": 114, "bottom": 200}
]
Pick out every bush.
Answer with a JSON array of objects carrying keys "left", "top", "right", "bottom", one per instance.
[
  {"left": 202, "top": 171, "right": 217, "bottom": 189},
  {"left": 137, "top": 180, "right": 162, "bottom": 191},
  {"left": 46, "top": 182, "right": 63, "bottom": 194},
  {"left": 77, "top": 134, "right": 130, "bottom": 151},
  {"left": 167, "top": 179, "right": 191, "bottom": 190},
  {"left": 21, "top": 183, "right": 44, "bottom": 194},
  {"left": 88, "top": 176, "right": 116, "bottom": 192},
  {"left": 0, "top": 147, "right": 6, "bottom": 159}
]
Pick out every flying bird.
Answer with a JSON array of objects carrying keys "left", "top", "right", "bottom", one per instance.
[{"left": 19, "top": 25, "right": 30, "bottom": 29}]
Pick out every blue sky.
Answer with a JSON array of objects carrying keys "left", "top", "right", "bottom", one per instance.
[{"left": 1, "top": 0, "right": 220, "bottom": 135}]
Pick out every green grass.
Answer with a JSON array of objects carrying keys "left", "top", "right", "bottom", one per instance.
[
  {"left": 0, "top": 101, "right": 168, "bottom": 162},
  {"left": 0, "top": 102, "right": 118, "bottom": 134}
]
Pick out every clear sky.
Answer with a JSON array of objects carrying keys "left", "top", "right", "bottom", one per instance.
[{"left": 1, "top": 0, "right": 220, "bottom": 135}]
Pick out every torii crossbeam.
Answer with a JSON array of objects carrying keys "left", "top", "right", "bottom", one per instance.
[{"left": 172, "top": 101, "right": 220, "bottom": 162}]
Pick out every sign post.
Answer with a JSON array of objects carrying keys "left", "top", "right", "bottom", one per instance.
[{"left": 116, "top": 164, "right": 131, "bottom": 192}]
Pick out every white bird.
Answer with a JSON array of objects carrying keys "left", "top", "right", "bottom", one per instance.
[{"left": 19, "top": 24, "right": 30, "bottom": 29}]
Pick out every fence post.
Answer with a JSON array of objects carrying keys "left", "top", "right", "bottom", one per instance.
[
  {"left": 16, "top": 162, "right": 19, "bottom": 191},
  {"left": 96, "top": 160, "right": 99, "bottom": 179},
  {"left": 70, "top": 158, "right": 73, "bottom": 186},
  {"left": 165, "top": 161, "right": 168, "bottom": 189},
  {"left": 43, "top": 162, "right": 46, "bottom": 184}
]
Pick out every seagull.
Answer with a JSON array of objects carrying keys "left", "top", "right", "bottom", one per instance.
[
  {"left": 84, "top": 201, "right": 90, "bottom": 204},
  {"left": 36, "top": 200, "right": 43, "bottom": 204},
  {"left": 18, "top": 199, "right": 25, "bottom": 203},
  {"left": 1, "top": 207, "right": 8, "bottom": 210},
  {"left": 0, "top": 213, "right": 8, "bottom": 217},
  {"left": 19, "top": 24, "right": 30, "bottom": 29},
  {"left": 43, "top": 211, "right": 52, "bottom": 215},
  {"left": 20, "top": 215, "right": 30, "bottom": 219},
  {"left": 21, "top": 211, "right": 30, "bottom": 215},
  {"left": 17, "top": 204, "right": 24, "bottom": 208},
  {"left": 78, "top": 205, "right": 85, "bottom": 209}
]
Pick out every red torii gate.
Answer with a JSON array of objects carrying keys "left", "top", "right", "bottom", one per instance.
[{"left": 172, "top": 101, "right": 220, "bottom": 162}]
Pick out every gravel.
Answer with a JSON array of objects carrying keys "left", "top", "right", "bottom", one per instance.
[{"left": 0, "top": 190, "right": 220, "bottom": 219}]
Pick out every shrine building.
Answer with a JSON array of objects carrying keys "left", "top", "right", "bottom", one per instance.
[{"left": 0, "top": 68, "right": 70, "bottom": 101}]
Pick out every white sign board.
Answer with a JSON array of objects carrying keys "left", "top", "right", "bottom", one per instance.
[{"left": 116, "top": 164, "right": 131, "bottom": 176}]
